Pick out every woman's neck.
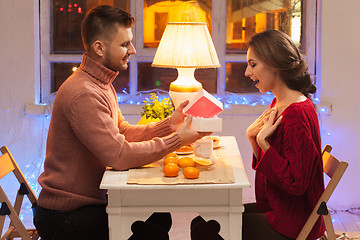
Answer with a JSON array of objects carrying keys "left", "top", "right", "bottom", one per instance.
[{"left": 272, "top": 85, "right": 306, "bottom": 117}]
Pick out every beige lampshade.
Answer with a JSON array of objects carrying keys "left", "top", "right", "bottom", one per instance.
[{"left": 152, "top": 22, "right": 220, "bottom": 69}]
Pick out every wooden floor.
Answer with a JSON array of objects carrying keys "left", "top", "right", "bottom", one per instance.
[
  {"left": 169, "top": 210, "right": 360, "bottom": 240},
  {"left": 3, "top": 209, "right": 360, "bottom": 239},
  {"left": 330, "top": 209, "right": 360, "bottom": 239}
]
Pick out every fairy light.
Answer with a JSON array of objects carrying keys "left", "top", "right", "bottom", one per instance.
[
  {"left": 320, "top": 107, "right": 327, "bottom": 113},
  {"left": 116, "top": 90, "right": 275, "bottom": 108}
]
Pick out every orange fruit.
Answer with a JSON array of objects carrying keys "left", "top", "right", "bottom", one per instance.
[
  {"left": 194, "top": 157, "right": 213, "bottom": 166},
  {"left": 178, "top": 157, "right": 195, "bottom": 168},
  {"left": 212, "top": 137, "right": 220, "bottom": 147},
  {"left": 177, "top": 144, "right": 193, "bottom": 152},
  {"left": 183, "top": 167, "right": 200, "bottom": 179},
  {"left": 163, "top": 156, "right": 179, "bottom": 166},
  {"left": 163, "top": 163, "right": 179, "bottom": 177},
  {"left": 165, "top": 152, "right": 179, "bottom": 159}
]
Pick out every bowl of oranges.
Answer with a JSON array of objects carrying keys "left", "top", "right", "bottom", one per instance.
[{"left": 162, "top": 153, "right": 213, "bottom": 179}]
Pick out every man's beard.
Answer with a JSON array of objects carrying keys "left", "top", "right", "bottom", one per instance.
[{"left": 103, "top": 53, "right": 128, "bottom": 72}]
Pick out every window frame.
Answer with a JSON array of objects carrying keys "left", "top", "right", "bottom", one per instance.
[{"left": 39, "top": 0, "right": 318, "bottom": 104}]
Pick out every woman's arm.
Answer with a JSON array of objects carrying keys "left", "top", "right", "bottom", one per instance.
[
  {"left": 248, "top": 136, "right": 259, "bottom": 158},
  {"left": 254, "top": 120, "right": 321, "bottom": 195}
]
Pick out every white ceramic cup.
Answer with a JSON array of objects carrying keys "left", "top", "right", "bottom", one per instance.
[{"left": 193, "top": 138, "right": 213, "bottom": 158}]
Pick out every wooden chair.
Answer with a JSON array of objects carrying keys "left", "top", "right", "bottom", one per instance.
[
  {"left": 0, "top": 146, "right": 39, "bottom": 240},
  {"left": 297, "top": 145, "right": 348, "bottom": 240}
]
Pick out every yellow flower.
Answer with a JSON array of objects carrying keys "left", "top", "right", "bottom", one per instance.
[{"left": 141, "top": 93, "right": 174, "bottom": 120}]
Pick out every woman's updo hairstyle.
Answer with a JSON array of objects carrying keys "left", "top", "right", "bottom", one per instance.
[{"left": 248, "top": 30, "right": 316, "bottom": 100}]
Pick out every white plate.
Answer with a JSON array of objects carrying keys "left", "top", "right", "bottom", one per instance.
[
  {"left": 213, "top": 144, "right": 222, "bottom": 149},
  {"left": 175, "top": 144, "right": 221, "bottom": 154},
  {"left": 175, "top": 150, "right": 193, "bottom": 155}
]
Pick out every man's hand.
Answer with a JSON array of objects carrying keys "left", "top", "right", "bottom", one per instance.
[
  {"left": 177, "top": 116, "right": 211, "bottom": 146},
  {"left": 169, "top": 100, "right": 189, "bottom": 131}
]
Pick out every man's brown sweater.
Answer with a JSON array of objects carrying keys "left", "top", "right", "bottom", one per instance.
[{"left": 38, "top": 54, "right": 181, "bottom": 211}]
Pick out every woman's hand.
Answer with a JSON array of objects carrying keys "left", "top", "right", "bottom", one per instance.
[
  {"left": 246, "top": 107, "right": 276, "bottom": 140},
  {"left": 256, "top": 109, "right": 283, "bottom": 152},
  {"left": 169, "top": 100, "right": 189, "bottom": 131}
]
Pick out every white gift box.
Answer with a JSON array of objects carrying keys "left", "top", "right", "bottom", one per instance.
[{"left": 190, "top": 116, "right": 222, "bottom": 132}]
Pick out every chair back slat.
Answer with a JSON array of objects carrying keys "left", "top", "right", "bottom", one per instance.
[
  {"left": 323, "top": 151, "right": 340, "bottom": 178},
  {"left": 0, "top": 153, "right": 15, "bottom": 179},
  {"left": 296, "top": 145, "right": 348, "bottom": 240},
  {"left": 0, "top": 146, "right": 37, "bottom": 204},
  {"left": 0, "top": 215, "right": 5, "bottom": 237},
  {"left": 13, "top": 193, "right": 25, "bottom": 216},
  {"left": 0, "top": 146, "right": 39, "bottom": 240},
  {"left": 321, "top": 161, "right": 348, "bottom": 203}
]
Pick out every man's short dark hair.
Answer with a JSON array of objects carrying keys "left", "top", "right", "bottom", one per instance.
[{"left": 81, "top": 5, "right": 134, "bottom": 51}]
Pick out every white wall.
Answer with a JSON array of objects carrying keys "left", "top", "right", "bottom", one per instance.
[
  {"left": 0, "top": 1, "right": 359, "bottom": 223},
  {"left": 0, "top": 0, "right": 45, "bottom": 222},
  {"left": 318, "top": 0, "right": 360, "bottom": 209}
]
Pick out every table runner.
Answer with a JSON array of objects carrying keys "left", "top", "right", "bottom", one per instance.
[{"left": 127, "top": 147, "right": 235, "bottom": 185}]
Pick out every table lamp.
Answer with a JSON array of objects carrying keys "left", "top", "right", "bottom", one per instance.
[{"left": 152, "top": 22, "right": 220, "bottom": 109}]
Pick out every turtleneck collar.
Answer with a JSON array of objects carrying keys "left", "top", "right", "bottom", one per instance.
[{"left": 79, "top": 54, "right": 119, "bottom": 85}]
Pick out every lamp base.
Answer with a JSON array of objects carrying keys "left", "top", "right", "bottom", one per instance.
[{"left": 169, "top": 90, "right": 201, "bottom": 109}]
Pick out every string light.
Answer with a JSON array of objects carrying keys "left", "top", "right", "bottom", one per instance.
[
  {"left": 116, "top": 90, "right": 275, "bottom": 108},
  {"left": 58, "top": 3, "right": 83, "bottom": 14}
]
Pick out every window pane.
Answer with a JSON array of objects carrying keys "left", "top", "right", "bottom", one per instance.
[
  {"left": 51, "top": 62, "right": 80, "bottom": 92},
  {"left": 52, "top": 0, "right": 129, "bottom": 53},
  {"left": 143, "top": 0, "right": 212, "bottom": 48},
  {"left": 138, "top": 62, "right": 217, "bottom": 93},
  {"left": 225, "top": 62, "right": 258, "bottom": 93},
  {"left": 226, "top": 0, "right": 303, "bottom": 53},
  {"left": 195, "top": 68, "right": 217, "bottom": 93},
  {"left": 112, "top": 65, "right": 130, "bottom": 94},
  {"left": 51, "top": 62, "right": 129, "bottom": 94}
]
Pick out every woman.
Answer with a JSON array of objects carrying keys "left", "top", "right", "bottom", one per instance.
[{"left": 243, "top": 30, "right": 325, "bottom": 240}]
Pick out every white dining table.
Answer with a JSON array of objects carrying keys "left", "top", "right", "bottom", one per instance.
[{"left": 100, "top": 136, "right": 250, "bottom": 239}]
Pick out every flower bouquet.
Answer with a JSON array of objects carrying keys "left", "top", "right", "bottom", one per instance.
[{"left": 137, "top": 93, "right": 174, "bottom": 125}]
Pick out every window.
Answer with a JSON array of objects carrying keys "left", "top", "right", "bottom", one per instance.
[
  {"left": 226, "top": 0, "right": 303, "bottom": 53},
  {"left": 40, "top": 0, "right": 317, "bottom": 105}
]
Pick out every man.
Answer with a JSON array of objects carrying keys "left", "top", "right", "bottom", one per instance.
[{"left": 33, "top": 5, "right": 207, "bottom": 240}]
